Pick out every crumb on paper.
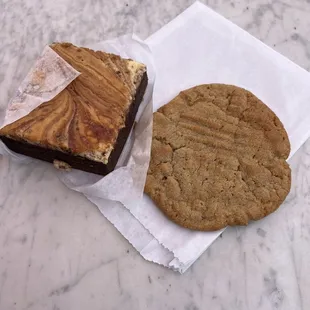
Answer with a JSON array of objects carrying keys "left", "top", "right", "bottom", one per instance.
[{"left": 53, "top": 159, "right": 72, "bottom": 172}]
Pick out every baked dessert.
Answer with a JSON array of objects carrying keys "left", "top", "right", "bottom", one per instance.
[
  {"left": 145, "top": 84, "right": 291, "bottom": 231},
  {"left": 0, "top": 43, "right": 148, "bottom": 175}
]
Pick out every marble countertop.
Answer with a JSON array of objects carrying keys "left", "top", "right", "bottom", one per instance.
[{"left": 1, "top": 0, "right": 310, "bottom": 309}]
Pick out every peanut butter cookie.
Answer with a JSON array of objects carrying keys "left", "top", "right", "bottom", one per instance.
[{"left": 145, "top": 84, "right": 291, "bottom": 231}]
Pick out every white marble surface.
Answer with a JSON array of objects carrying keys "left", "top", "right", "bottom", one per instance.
[{"left": 1, "top": 0, "right": 310, "bottom": 309}]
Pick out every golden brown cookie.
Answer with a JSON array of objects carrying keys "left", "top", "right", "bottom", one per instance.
[{"left": 145, "top": 84, "right": 291, "bottom": 231}]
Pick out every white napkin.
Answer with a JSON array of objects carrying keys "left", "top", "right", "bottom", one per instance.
[{"left": 85, "top": 1, "right": 310, "bottom": 273}]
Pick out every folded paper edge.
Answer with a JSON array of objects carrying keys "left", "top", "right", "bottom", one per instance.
[{"left": 0, "top": 46, "right": 81, "bottom": 129}]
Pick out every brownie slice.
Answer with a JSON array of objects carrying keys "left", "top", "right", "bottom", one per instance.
[{"left": 0, "top": 43, "right": 148, "bottom": 175}]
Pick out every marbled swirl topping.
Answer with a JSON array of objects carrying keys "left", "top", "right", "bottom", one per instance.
[{"left": 0, "top": 43, "right": 146, "bottom": 164}]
